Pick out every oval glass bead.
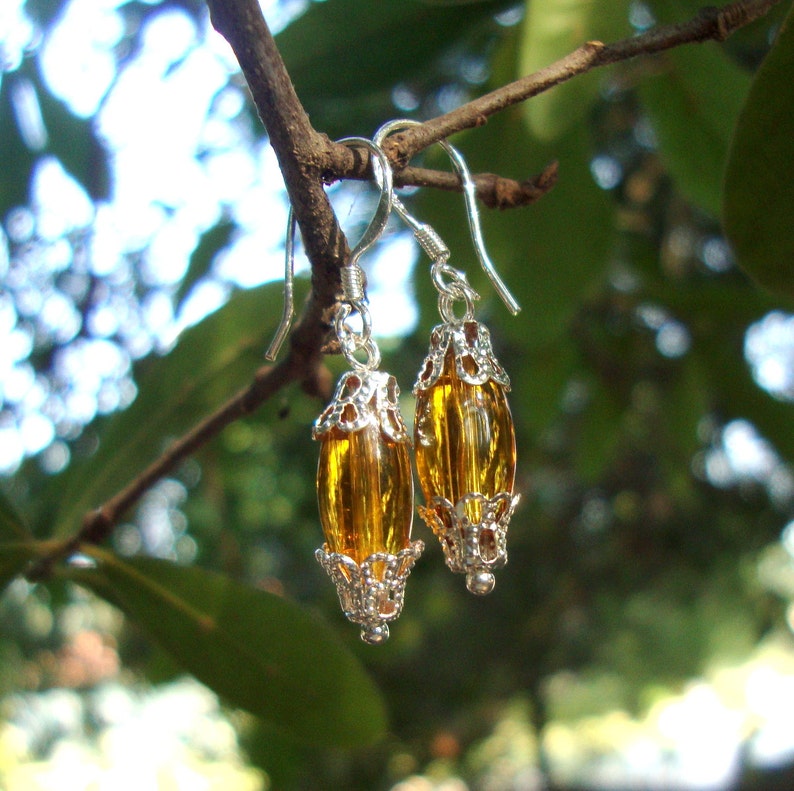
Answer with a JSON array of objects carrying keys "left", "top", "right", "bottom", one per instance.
[
  {"left": 314, "top": 370, "right": 415, "bottom": 571},
  {"left": 414, "top": 348, "right": 516, "bottom": 523},
  {"left": 317, "top": 421, "right": 414, "bottom": 566}
]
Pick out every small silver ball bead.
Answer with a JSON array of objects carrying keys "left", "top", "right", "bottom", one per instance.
[
  {"left": 466, "top": 571, "right": 495, "bottom": 595},
  {"left": 362, "top": 624, "right": 389, "bottom": 644}
]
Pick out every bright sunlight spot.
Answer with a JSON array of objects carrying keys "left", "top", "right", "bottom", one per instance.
[{"left": 0, "top": 0, "right": 418, "bottom": 475}]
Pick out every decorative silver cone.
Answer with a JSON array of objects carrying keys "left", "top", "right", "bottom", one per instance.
[
  {"left": 418, "top": 492, "right": 519, "bottom": 595},
  {"left": 315, "top": 540, "right": 424, "bottom": 644}
]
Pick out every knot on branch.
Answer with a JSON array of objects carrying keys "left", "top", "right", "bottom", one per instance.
[
  {"left": 482, "top": 161, "right": 559, "bottom": 210},
  {"left": 700, "top": 0, "right": 771, "bottom": 41},
  {"left": 696, "top": 5, "right": 731, "bottom": 39},
  {"left": 82, "top": 508, "right": 115, "bottom": 546}
]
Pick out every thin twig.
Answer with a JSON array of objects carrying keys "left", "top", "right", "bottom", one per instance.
[
  {"left": 391, "top": 162, "right": 560, "bottom": 210},
  {"left": 329, "top": 160, "right": 560, "bottom": 209}
]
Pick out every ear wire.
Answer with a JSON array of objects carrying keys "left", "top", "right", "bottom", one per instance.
[
  {"left": 265, "top": 136, "right": 394, "bottom": 363},
  {"left": 264, "top": 208, "right": 296, "bottom": 362},
  {"left": 373, "top": 119, "right": 520, "bottom": 316}
]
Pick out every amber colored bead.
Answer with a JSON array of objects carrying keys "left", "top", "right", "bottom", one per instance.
[
  {"left": 414, "top": 348, "right": 516, "bottom": 522},
  {"left": 316, "top": 420, "right": 414, "bottom": 569}
]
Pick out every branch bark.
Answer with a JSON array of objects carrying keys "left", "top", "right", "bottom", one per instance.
[
  {"left": 30, "top": 0, "right": 782, "bottom": 574},
  {"left": 395, "top": 161, "right": 560, "bottom": 210},
  {"left": 206, "top": 0, "right": 346, "bottom": 372}
]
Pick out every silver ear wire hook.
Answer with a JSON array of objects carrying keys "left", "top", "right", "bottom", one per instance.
[
  {"left": 332, "top": 136, "right": 394, "bottom": 372},
  {"left": 336, "top": 136, "right": 393, "bottom": 276},
  {"left": 264, "top": 137, "right": 394, "bottom": 363},
  {"left": 264, "top": 208, "right": 296, "bottom": 362},
  {"left": 373, "top": 119, "right": 520, "bottom": 316}
]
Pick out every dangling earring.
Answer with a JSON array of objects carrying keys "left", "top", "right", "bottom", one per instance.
[
  {"left": 267, "top": 137, "right": 423, "bottom": 644},
  {"left": 374, "top": 120, "right": 521, "bottom": 596}
]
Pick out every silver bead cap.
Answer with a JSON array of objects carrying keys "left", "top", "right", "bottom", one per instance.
[
  {"left": 418, "top": 492, "right": 520, "bottom": 595},
  {"left": 313, "top": 369, "right": 410, "bottom": 444},
  {"left": 315, "top": 540, "right": 424, "bottom": 644},
  {"left": 414, "top": 320, "right": 510, "bottom": 394}
]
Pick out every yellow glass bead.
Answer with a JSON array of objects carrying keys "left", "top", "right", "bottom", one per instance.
[
  {"left": 314, "top": 370, "right": 421, "bottom": 642},
  {"left": 414, "top": 348, "right": 516, "bottom": 521},
  {"left": 314, "top": 371, "right": 415, "bottom": 576},
  {"left": 317, "top": 421, "right": 414, "bottom": 567}
]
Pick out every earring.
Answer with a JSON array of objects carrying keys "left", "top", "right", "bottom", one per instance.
[
  {"left": 267, "top": 137, "right": 423, "bottom": 644},
  {"left": 374, "top": 120, "right": 521, "bottom": 596}
]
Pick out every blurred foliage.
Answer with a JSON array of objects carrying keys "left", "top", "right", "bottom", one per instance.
[
  {"left": 68, "top": 549, "right": 387, "bottom": 747},
  {"left": 519, "top": 0, "right": 631, "bottom": 139},
  {"left": 40, "top": 282, "right": 287, "bottom": 540},
  {"left": 724, "top": 2, "right": 794, "bottom": 298},
  {"left": 2, "top": 0, "right": 794, "bottom": 788},
  {"left": 274, "top": 0, "right": 513, "bottom": 137}
]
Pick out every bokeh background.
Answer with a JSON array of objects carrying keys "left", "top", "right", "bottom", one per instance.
[{"left": 3, "top": 0, "right": 794, "bottom": 788}]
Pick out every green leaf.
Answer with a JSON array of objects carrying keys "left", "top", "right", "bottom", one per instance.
[
  {"left": 708, "top": 338, "right": 794, "bottom": 465},
  {"left": 15, "top": 58, "right": 111, "bottom": 203},
  {"left": 665, "top": 354, "right": 709, "bottom": 464},
  {"left": 519, "top": 0, "right": 630, "bottom": 140},
  {"left": 419, "top": 0, "right": 504, "bottom": 4},
  {"left": 38, "top": 92, "right": 111, "bottom": 203},
  {"left": 639, "top": 30, "right": 750, "bottom": 215},
  {"left": 40, "top": 283, "right": 292, "bottom": 538},
  {"left": 723, "top": 4, "right": 794, "bottom": 299},
  {"left": 174, "top": 220, "right": 236, "bottom": 313},
  {"left": 241, "top": 718, "right": 309, "bottom": 790},
  {"left": 278, "top": 0, "right": 506, "bottom": 95},
  {"left": 71, "top": 552, "right": 387, "bottom": 747},
  {"left": 573, "top": 376, "right": 623, "bottom": 482},
  {"left": 477, "top": 117, "right": 614, "bottom": 349},
  {"left": 276, "top": 0, "right": 510, "bottom": 136},
  {"left": 0, "top": 543, "right": 39, "bottom": 594},
  {"left": 511, "top": 338, "right": 578, "bottom": 437},
  {"left": 23, "top": 0, "right": 70, "bottom": 28},
  {"left": 0, "top": 456, "right": 43, "bottom": 595},
  {"left": 0, "top": 61, "right": 111, "bottom": 219},
  {"left": 650, "top": 280, "right": 794, "bottom": 462},
  {"left": 0, "top": 490, "right": 32, "bottom": 542},
  {"left": 0, "top": 78, "right": 37, "bottom": 219}
]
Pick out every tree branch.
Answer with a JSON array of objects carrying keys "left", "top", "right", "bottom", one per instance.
[
  {"left": 392, "top": 161, "right": 560, "bottom": 210},
  {"left": 205, "top": 0, "right": 347, "bottom": 368},
  {"left": 31, "top": 0, "right": 781, "bottom": 575},
  {"left": 25, "top": 355, "right": 332, "bottom": 581},
  {"left": 321, "top": 0, "right": 782, "bottom": 170}
]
